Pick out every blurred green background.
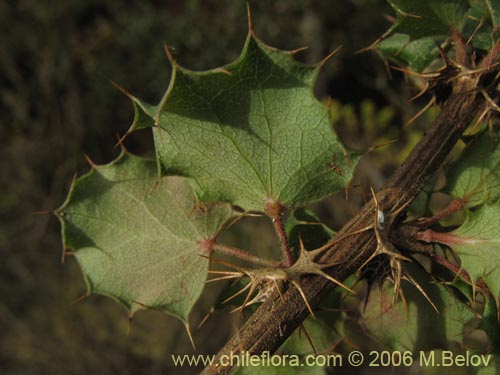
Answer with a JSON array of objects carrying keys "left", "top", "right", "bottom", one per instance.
[{"left": 0, "top": 1, "right": 428, "bottom": 374}]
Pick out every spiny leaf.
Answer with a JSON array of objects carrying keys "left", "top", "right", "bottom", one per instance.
[
  {"left": 445, "top": 130, "right": 500, "bottom": 207},
  {"left": 285, "top": 207, "right": 334, "bottom": 259},
  {"left": 281, "top": 289, "right": 345, "bottom": 356},
  {"left": 376, "top": 34, "right": 439, "bottom": 72},
  {"left": 57, "top": 151, "right": 233, "bottom": 323},
  {"left": 447, "top": 202, "right": 500, "bottom": 304},
  {"left": 478, "top": 295, "right": 500, "bottom": 351},
  {"left": 377, "top": 0, "right": 498, "bottom": 72},
  {"left": 387, "top": 0, "right": 468, "bottom": 40},
  {"left": 129, "top": 31, "right": 358, "bottom": 211},
  {"left": 464, "top": 0, "right": 500, "bottom": 51},
  {"left": 361, "top": 265, "right": 476, "bottom": 351}
]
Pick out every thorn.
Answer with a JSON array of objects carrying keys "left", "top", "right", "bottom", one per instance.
[
  {"left": 272, "top": 278, "right": 284, "bottom": 301},
  {"left": 114, "top": 132, "right": 129, "bottom": 149},
  {"left": 222, "top": 283, "right": 252, "bottom": 304},
  {"left": 197, "top": 309, "right": 213, "bottom": 330},
  {"left": 288, "top": 46, "right": 309, "bottom": 56},
  {"left": 326, "top": 96, "right": 333, "bottom": 110},
  {"left": 83, "top": 154, "right": 97, "bottom": 169},
  {"left": 318, "top": 45, "right": 342, "bottom": 68},
  {"left": 368, "top": 138, "right": 398, "bottom": 152},
  {"left": 185, "top": 322, "right": 196, "bottom": 351},
  {"left": 32, "top": 210, "right": 51, "bottom": 216},
  {"left": 206, "top": 271, "right": 243, "bottom": 283},
  {"left": 148, "top": 176, "right": 160, "bottom": 195},
  {"left": 391, "top": 65, "right": 439, "bottom": 79},
  {"left": 246, "top": 2, "right": 253, "bottom": 34},
  {"left": 356, "top": 36, "right": 382, "bottom": 54},
  {"left": 408, "top": 81, "right": 430, "bottom": 102},
  {"left": 290, "top": 279, "right": 315, "bottom": 318},
  {"left": 404, "top": 97, "right": 435, "bottom": 129},
  {"left": 466, "top": 16, "right": 485, "bottom": 46},
  {"left": 481, "top": 89, "right": 500, "bottom": 113},
  {"left": 71, "top": 293, "right": 90, "bottom": 305},
  {"left": 404, "top": 274, "right": 439, "bottom": 313},
  {"left": 163, "top": 42, "right": 177, "bottom": 65},
  {"left": 110, "top": 80, "right": 133, "bottom": 97},
  {"left": 397, "top": 284, "right": 409, "bottom": 317},
  {"left": 297, "top": 240, "right": 354, "bottom": 296},
  {"left": 300, "top": 323, "right": 318, "bottom": 355}
]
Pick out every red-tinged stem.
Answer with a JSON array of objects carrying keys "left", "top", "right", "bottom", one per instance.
[
  {"left": 273, "top": 216, "right": 293, "bottom": 267},
  {"left": 264, "top": 199, "right": 294, "bottom": 267},
  {"left": 480, "top": 37, "right": 500, "bottom": 69},
  {"left": 212, "top": 243, "right": 281, "bottom": 268},
  {"left": 416, "top": 229, "right": 467, "bottom": 245},
  {"left": 416, "top": 198, "right": 465, "bottom": 228},
  {"left": 451, "top": 28, "right": 468, "bottom": 67}
]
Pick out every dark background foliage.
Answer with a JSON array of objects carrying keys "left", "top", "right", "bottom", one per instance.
[{"left": 0, "top": 1, "right": 426, "bottom": 373}]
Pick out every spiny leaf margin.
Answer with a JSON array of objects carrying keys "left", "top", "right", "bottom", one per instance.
[
  {"left": 125, "top": 29, "right": 359, "bottom": 212},
  {"left": 57, "top": 151, "right": 234, "bottom": 323}
]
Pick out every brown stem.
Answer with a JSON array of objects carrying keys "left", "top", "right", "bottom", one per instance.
[
  {"left": 212, "top": 243, "right": 281, "bottom": 268},
  {"left": 201, "top": 75, "right": 484, "bottom": 375},
  {"left": 390, "top": 223, "right": 434, "bottom": 256}
]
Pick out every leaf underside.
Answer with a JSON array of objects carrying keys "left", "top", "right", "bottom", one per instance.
[
  {"left": 448, "top": 202, "right": 500, "bottom": 304},
  {"left": 58, "top": 151, "right": 233, "bottom": 322},
  {"left": 445, "top": 129, "right": 500, "bottom": 207},
  {"left": 128, "top": 31, "right": 358, "bottom": 211}
]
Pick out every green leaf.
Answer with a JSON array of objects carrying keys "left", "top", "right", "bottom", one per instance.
[
  {"left": 478, "top": 296, "right": 500, "bottom": 351},
  {"left": 58, "top": 151, "right": 233, "bottom": 323},
  {"left": 285, "top": 208, "right": 334, "bottom": 258},
  {"left": 361, "top": 265, "right": 476, "bottom": 351},
  {"left": 445, "top": 130, "right": 500, "bottom": 207},
  {"left": 376, "top": 33, "right": 440, "bottom": 72},
  {"left": 281, "top": 317, "right": 338, "bottom": 356},
  {"left": 462, "top": 0, "right": 500, "bottom": 52},
  {"left": 448, "top": 202, "right": 500, "bottom": 303},
  {"left": 131, "top": 31, "right": 358, "bottom": 211},
  {"left": 378, "top": 0, "right": 499, "bottom": 71},
  {"left": 387, "top": 0, "right": 468, "bottom": 40}
]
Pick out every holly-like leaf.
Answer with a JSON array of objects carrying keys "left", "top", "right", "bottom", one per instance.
[
  {"left": 57, "top": 151, "right": 233, "bottom": 324},
  {"left": 376, "top": 34, "right": 439, "bottom": 72},
  {"left": 361, "top": 266, "right": 476, "bottom": 351},
  {"left": 446, "top": 202, "right": 500, "bottom": 303},
  {"left": 127, "top": 30, "right": 358, "bottom": 212},
  {"left": 386, "top": 0, "right": 468, "bottom": 40},
  {"left": 281, "top": 290, "right": 345, "bottom": 356},
  {"left": 377, "top": 0, "right": 498, "bottom": 72},
  {"left": 285, "top": 207, "right": 334, "bottom": 259},
  {"left": 464, "top": 0, "right": 500, "bottom": 50},
  {"left": 445, "top": 130, "right": 500, "bottom": 207}
]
